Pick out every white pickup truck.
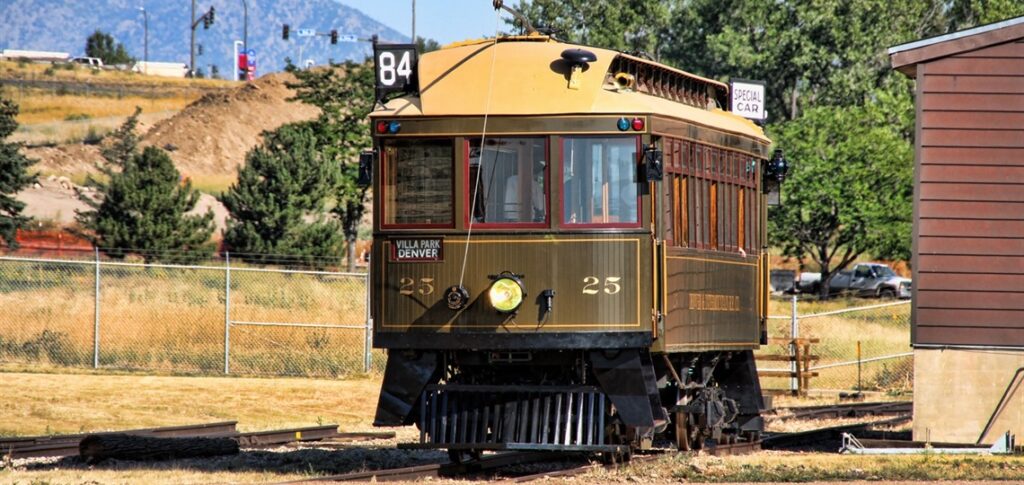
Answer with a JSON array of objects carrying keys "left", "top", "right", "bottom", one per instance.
[{"left": 797, "top": 263, "right": 911, "bottom": 299}]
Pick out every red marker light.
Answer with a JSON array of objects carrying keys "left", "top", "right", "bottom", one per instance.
[
  {"left": 376, "top": 121, "right": 388, "bottom": 134},
  {"left": 632, "top": 117, "right": 645, "bottom": 131}
]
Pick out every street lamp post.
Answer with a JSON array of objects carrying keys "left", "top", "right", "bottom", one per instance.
[
  {"left": 241, "top": 0, "right": 248, "bottom": 53},
  {"left": 138, "top": 6, "right": 148, "bottom": 74}
]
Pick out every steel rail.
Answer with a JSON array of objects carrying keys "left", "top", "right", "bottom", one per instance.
[
  {"left": 772, "top": 401, "right": 913, "bottom": 421},
  {"left": 762, "top": 415, "right": 912, "bottom": 449}
]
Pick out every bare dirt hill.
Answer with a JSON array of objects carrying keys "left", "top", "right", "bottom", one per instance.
[{"left": 142, "top": 72, "right": 320, "bottom": 177}]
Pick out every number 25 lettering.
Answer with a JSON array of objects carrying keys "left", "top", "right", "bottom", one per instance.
[
  {"left": 399, "top": 277, "right": 434, "bottom": 296},
  {"left": 582, "top": 276, "right": 622, "bottom": 295}
]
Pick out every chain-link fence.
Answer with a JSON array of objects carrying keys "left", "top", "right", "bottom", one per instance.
[
  {"left": 0, "top": 253, "right": 385, "bottom": 377},
  {"left": 758, "top": 296, "right": 912, "bottom": 395}
]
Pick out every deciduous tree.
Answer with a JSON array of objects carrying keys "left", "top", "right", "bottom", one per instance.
[
  {"left": 85, "top": 30, "right": 133, "bottom": 65},
  {"left": 767, "top": 98, "right": 912, "bottom": 299},
  {"left": 289, "top": 61, "right": 376, "bottom": 271}
]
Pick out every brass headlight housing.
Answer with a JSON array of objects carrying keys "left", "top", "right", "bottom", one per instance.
[{"left": 488, "top": 273, "right": 525, "bottom": 313}]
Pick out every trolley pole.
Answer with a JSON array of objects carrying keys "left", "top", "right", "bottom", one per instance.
[
  {"left": 94, "top": 248, "right": 100, "bottom": 368},
  {"left": 224, "top": 252, "right": 231, "bottom": 374}
]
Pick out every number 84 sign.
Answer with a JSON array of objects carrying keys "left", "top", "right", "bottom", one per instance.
[{"left": 374, "top": 43, "right": 418, "bottom": 102}]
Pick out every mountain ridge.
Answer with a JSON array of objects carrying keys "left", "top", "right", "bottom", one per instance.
[{"left": 0, "top": 0, "right": 408, "bottom": 77}]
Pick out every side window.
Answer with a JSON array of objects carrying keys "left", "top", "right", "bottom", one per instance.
[
  {"left": 562, "top": 137, "right": 639, "bottom": 226},
  {"left": 468, "top": 137, "right": 547, "bottom": 225}
]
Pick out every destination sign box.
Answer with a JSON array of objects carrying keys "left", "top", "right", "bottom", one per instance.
[
  {"left": 391, "top": 238, "right": 443, "bottom": 262},
  {"left": 730, "top": 79, "right": 766, "bottom": 121}
]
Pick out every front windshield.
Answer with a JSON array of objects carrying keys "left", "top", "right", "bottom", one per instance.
[
  {"left": 383, "top": 139, "right": 453, "bottom": 226},
  {"left": 468, "top": 137, "right": 547, "bottom": 225},
  {"left": 874, "top": 266, "right": 896, "bottom": 278}
]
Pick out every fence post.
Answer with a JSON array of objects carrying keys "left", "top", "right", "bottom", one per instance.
[
  {"left": 224, "top": 252, "right": 231, "bottom": 375},
  {"left": 790, "top": 294, "right": 798, "bottom": 394},
  {"left": 364, "top": 270, "right": 372, "bottom": 373},
  {"left": 93, "top": 248, "right": 100, "bottom": 368}
]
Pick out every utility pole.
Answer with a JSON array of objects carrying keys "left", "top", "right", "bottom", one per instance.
[
  {"left": 411, "top": 0, "right": 416, "bottom": 44},
  {"left": 189, "top": 1, "right": 215, "bottom": 78},
  {"left": 190, "top": 0, "right": 196, "bottom": 77},
  {"left": 241, "top": 0, "right": 248, "bottom": 53},
  {"left": 138, "top": 7, "right": 148, "bottom": 74}
]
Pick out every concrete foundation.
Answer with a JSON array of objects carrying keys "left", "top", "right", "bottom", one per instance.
[{"left": 913, "top": 347, "right": 1024, "bottom": 444}]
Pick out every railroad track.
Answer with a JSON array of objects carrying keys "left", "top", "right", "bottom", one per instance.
[
  {"left": 285, "top": 451, "right": 562, "bottom": 483},
  {"left": 502, "top": 441, "right": 762, "bottom": 483},
  {"left": 772, "top": 401, "right": 912, "bottom": 421},
  {"left": 0, "top": 422, "right": 395, "bottom": 459},
  {"left": 762, "top": 415, "right": 912, "bottom": 449}
]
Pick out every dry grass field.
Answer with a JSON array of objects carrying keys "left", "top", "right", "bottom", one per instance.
[
  {"left": 0, "top": 260, "right": 377, "bottom": 377},
  {"left": 760, "top": 296, "right": 912, "bottom": 393},
  {"left": 10, "top": 89, "right": 194, "bottom": 126},
  {"left": 0, "top": 371, "right": 412, "bottom": 484},
  {"left": 1, "top": 61, "right": 234, "bottom": 90},
  {"left": 0, "top": 371, "right": 1013, "bottom": 484}
]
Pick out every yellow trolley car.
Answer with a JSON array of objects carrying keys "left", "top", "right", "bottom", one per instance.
[{"left": 363, "top": 27, "right": 787, "bottom": 458}]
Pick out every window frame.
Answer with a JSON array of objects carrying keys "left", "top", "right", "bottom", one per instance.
[
  {"left": 462, "top": 136, "right": 551, "bottom": 230},
  {"left": 380, "top": 137, "right": 457, "bottom": 230},
  {"left": 559, "top": 135, "right": 643, "bottom": 229}
]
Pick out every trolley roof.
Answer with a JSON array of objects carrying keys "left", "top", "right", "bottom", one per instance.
[{"left": 372, "top": 36, "right": 769, "bottom": 144}]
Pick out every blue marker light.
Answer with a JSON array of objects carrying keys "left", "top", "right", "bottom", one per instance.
[
  {"left": 388, "top": 121, "right": 401, "bottom": 134},
  {"left": 617, "top": 117, "right": 630, "bottom": 131}
]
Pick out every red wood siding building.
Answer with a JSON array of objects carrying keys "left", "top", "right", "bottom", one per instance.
[
  {"left": 891, "top": 17, "right": 1024, "bottom": 444},
  {"left": 891, "top": 19, "right": 1024, "bottom": 349}
]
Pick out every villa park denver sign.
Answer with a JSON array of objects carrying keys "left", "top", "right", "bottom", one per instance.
[{"left": 730, "top": 79, "right": 766, "bottom": 122}]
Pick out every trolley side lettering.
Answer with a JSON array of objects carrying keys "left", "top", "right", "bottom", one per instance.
[{"left": 688, "top": 292, "right": 741, "bottom": 312}]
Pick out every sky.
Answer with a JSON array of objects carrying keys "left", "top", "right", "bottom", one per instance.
[{"left": 339, "top": 0, "right": 510, "bottom": 45}]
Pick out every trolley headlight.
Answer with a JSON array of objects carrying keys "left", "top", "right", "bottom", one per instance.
[{"left": 487, "top": 273, "right": 525, "bottom": 313}]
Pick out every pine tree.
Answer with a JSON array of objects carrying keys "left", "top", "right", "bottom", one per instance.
[
  {"left": 220, "top": 121, "right": 344, "bottom": 266},
  {"left": 0, "top": 89, "right": 36, "bottom": 248},
  {"left": 77, "top": 112, "right": 215, "bottom": 263}
]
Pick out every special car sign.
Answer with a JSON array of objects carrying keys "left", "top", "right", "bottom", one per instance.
[
  {"left": 729, "top": 79, "right": 766, "bottom": 122},
  {"left": 391, "top": 238, "right": 443, "bottom": 262},
  {"left": 374, "top": 43, "right": 417, "bottom": 102}
]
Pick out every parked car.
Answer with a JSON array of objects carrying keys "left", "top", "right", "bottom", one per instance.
[
  {"left": 770, "top": 269, "right": 796, "bottom": 294},
  {"left": 796, "top": 263, "right": 911, "bottom": 299},
  {"left": 71, "top": 56, "right": 103, "bottom": 69}
]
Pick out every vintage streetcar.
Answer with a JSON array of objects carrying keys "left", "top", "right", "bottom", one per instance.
[{"left": 363, "top": 28, "right": 788, "bottom": 460}]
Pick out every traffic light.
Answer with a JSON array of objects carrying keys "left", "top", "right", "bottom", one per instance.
[
  {"left": 331, "top": 30, "right": 338, "bottom": 44},
  {"left": 282, "top": 24, "right": 290, "bottom": 40},
  {"left": 203, "top": 6, "right": 214, "bottom": 29}
]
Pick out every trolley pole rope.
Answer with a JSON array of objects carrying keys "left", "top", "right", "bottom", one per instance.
[{"left": 458, "top": 7, "right": 503, "bottom": 287}]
